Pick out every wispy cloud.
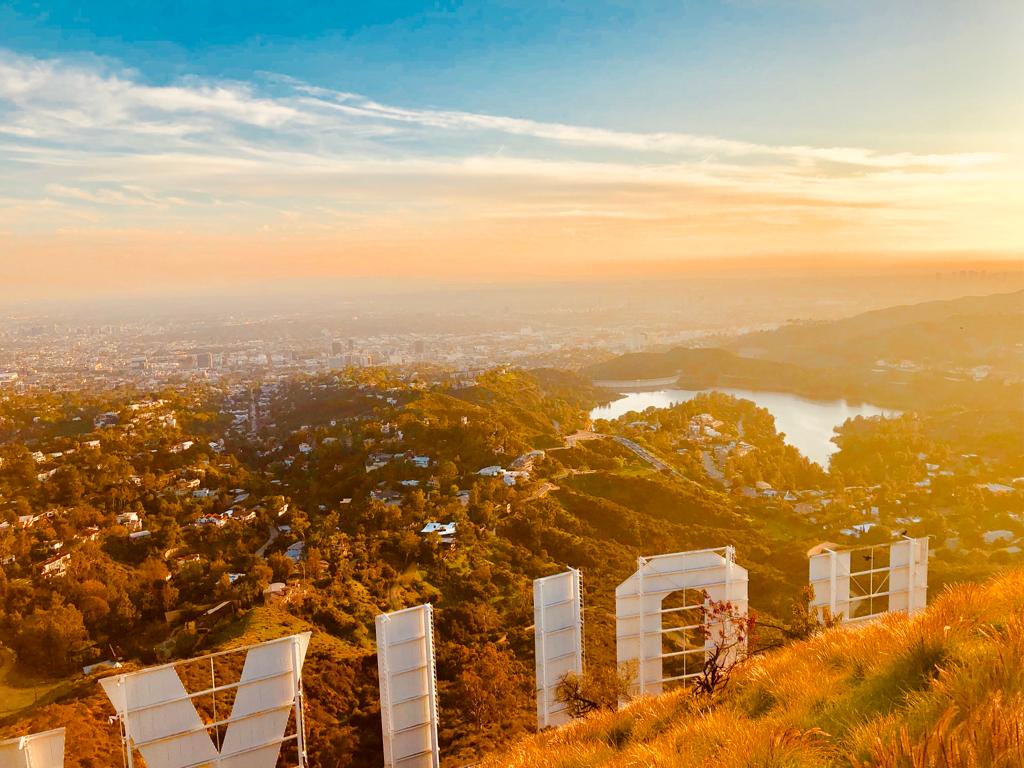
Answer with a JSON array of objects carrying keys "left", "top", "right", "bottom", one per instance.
[
  {"left": 46, "top": 183, "right": 188, "bottom": 207},
  {"left": 0, "top": 47, "right": 1020, "bottom": 288},
  {"left": 295, "top": 84, "right": 1001, "bottom": 170},
  {"left": 0, "top": 49, "right": 1000, "bottom": 172},
  {"left": 0, "top": 52, "right": 305, "bottom": 133}
]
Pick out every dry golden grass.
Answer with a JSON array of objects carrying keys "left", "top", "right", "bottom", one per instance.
[
  {"left": 0, "top": 646, "right": 78, "bottom": 719},
  {"left": 481, "top": 569, "right": 1024, "bottom": 768}
]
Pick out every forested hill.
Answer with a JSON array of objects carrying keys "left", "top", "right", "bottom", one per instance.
[
  {"left": 0, "top": 371, "right": 820, "bottom": 766},
  {"left": 582, "top": 290, "right": 1024, "bottom": 410},
  {"left": 731, "top": 289, "right": 1024, "bottom": 370},
  {"left": 586, "top": 347, "right": 801, "bottom": 386},
  {"left": 1, "top": 368, "right": 1021, "bottom": 766}
]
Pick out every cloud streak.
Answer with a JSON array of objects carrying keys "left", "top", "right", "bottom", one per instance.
[
  {"left": 296, "top": 86, "right": 1000, "bottom": 170},
  {"left": 0, "top": 47, "right": 1020, "bottom": 291},
  {"left": 0, "top": 49, "right": 1000, "bottom": 171}
]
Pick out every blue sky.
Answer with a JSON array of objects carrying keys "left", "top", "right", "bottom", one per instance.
[
  {"left": 5, "top": 0, "right": 1021, "bottom": 147},
  {"left": 1, "top": 1, "right": 1021, "bottom": 295}
]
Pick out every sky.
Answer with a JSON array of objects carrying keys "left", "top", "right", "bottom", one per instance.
[{"left": 1, "top": 0, "right": 1022, "bottom": 297}]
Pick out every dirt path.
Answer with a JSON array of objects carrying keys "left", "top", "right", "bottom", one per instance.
[
  {"left": 701, "top": 450, "right": 727, "bottom": 485},
  {"left": 527, "top": 481, "right": 559, "bottom": 500},
  {"left": 564, "top": 430, "right": 607, "bottom": 449},
  {"left": 255, "top": 522, "right": 280, "bottom": 558}
]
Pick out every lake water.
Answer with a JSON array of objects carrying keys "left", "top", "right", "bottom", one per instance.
[{"left": 589, "top": 388, "right": 899, "bottom": 468}]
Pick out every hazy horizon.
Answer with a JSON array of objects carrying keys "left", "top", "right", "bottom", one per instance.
[{"left": 3, "top": 270, "right": 1022, "bottom": 320}]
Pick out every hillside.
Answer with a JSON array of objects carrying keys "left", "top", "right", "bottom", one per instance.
[
  {"left": 0, "top": 374, "right": 818, "bottom": 766},
  {"left": 1, "top": 371, "right": 1020, "bottom": 767},
  {"left": 585, "top": 347, "right": 800, "bottom": 386},
  {"left": 584, "top": 291, "right": 1024, "bottom": 383},
  {"left": 581, "top": 291, "right": 1024, "bottom": 410},
  {"left": 481, "top": 569, "right": 1024, "bottom": 767},
  {"left": 732, "top": 289, "right": 1024, "bottom": 371}
]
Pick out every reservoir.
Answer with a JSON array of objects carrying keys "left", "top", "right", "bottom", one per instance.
[{"left": 589, "top": 388, "right": 899, "bottom": 468}]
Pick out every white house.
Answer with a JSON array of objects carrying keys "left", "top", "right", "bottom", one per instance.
[
  {"left": 503, "top": 470, "right": 530, "bottom": 486},
  {"left": 420, "top": 521, "right": 457, "bottom": 544},
  {"left": 40, "top": 553, "right": 71, "bottom": 578},
  {"left": 983, "top": 530, "right": 1015, "bottom": 544},
  {"left": 978, "top": 483, "right": 1014, "bottom": 494},
  {"left": 118, "top": 511, "right": 142, "bottom": 532}
]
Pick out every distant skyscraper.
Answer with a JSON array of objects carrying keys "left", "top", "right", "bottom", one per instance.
[{"left": 195, "top": 352, "right": 213, "bottom": 369}]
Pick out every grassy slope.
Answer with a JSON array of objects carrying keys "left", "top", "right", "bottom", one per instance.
[
  {"left": 481, "top": 569, "right": 1024, "bottom": 768},
  {"left": 0, "top": 647, "right": 80, "bottom": 719}
]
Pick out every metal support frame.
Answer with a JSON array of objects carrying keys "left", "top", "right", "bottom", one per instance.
[
  {"left": 376, "top": 604, "right": 440, "bottom": 768},
  {"left": 534, "top": 568, "right": 584, "bottom": 729},
  {"left": 291, "top": 635, "right": 309, "bottom": 766},
  {"left": 0, "top": 728, "right": 66, "bottom": 768},
  {"left": 809, "top": 536, "right": 928, "bottom": 623},
  {"left": 101, "top": 633, "right": 310, "bottom": 768},
  {"left": 616, "top": 546, "right": 749, "bottom": 700}
]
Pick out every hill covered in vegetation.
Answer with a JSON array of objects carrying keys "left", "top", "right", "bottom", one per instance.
[
  {"left": 582, "top": 290, "right": 1024, "bottom": 410},
  {"left": 481, "top": 569, "right": 1024, "bottom": 767},
  {"left": 1, "top": 368, "right": 1020, "bottom": 766},
  {"left": 731, "top": 289, "right": 1024, "bottom": 371}
]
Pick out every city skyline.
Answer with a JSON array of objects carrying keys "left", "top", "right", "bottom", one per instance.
[{"left": 1, "top": 0, "right": 1022, "bottom": 298}]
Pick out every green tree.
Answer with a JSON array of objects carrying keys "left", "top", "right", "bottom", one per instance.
[
  {"left": 452, "top": 645, "right": 528, "bottom": 729},
  {"left": 12, "top": 600, "right": 90, "bottom": 674}
]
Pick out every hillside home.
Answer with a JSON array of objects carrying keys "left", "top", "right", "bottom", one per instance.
[
  {"left": 285, "top": 541, "right": 305, "bottom": 562},
  {"left": 421, "top": 521, "right": 457, "bottom": 545},
  {"left": 978, "top": 482, "right": 1014, "bottom": 494},
  {"left": 118, "top": 511, "right": 143, "bottom": 531},
  {"left": 40, "top": 553, "right": 71, "bottom": 578},
  {"left": 983, "top": 530, "right": 1015, "bottom": 544}
]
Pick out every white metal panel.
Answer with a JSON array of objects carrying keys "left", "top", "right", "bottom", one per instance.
[
  {"left": 534, "top": 569, "right": 584, "bottom": 729},
  {"left": 888, "top": 537, "right": 929, "bottom": 614},
  {"left": 99, "top": 633, "right": 310, "bottom": 768},
  {"left": 219, "top": 633, "right": 310, "bottom": 768},
  {"left": 809, "top": 549, "right": 852, "bottom": 619},
  {"left": 616, "top": 547, "right": 749, "bottom": 698},
  {"left": 0, "top": 727, "right": 65, "bottom": 768},
  {"left": 376, "top": 604, "right": 439, "bottom": 768},
  {"left": 100, "top": 665, "right": 218, "bottom": 768},
  {"left": 912, "top": 537, "right": 929, "bottom": 613},
  {"left": 808, "top": 537, "right": 928, "bottom": 623}
]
